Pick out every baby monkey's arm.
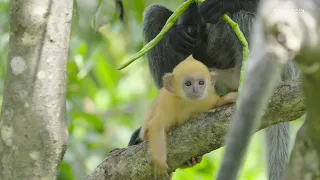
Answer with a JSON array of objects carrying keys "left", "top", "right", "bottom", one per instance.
[{"left": 147, "top": 118, "right": 169, "bottom": 179}]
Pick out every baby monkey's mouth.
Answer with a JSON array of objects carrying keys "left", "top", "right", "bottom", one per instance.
[{"left": 187, "top": 94, "right": 203, "bottom": 100}]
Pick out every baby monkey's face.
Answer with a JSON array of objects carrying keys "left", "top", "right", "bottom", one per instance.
[{"left": 181, "top": 75, "right": 207, "bottom": 100}]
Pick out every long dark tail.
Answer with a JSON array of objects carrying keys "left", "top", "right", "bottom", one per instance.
[
  {"left": 128, "top": 127, "right": 142, "bottom": 146},
  {"left": 265, "top": 123, "right": 290, "bottom": 180}
]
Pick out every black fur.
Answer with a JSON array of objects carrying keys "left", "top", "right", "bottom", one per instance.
[
  {"left": 141, "top": 2, "right": 258, "bottom": 91},
  {"left": 128, "top": 1, "right": 300, "bottom": 179},
  {"left": 128, "top": 127, "right": 142, "bottom": 146}
]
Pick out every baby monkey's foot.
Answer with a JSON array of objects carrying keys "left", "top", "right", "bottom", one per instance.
[
  {"left": 186, "top": 156, "right": 202, "bottom": 167},
  {"left": 208, "top": 108, "right": 217, "bottom": 113},
  {"left": 180, "top": 156, "right": 203, "bottom": 168},
  {"left": 154, "top": 163, "right": 169, "bottom": 180}
]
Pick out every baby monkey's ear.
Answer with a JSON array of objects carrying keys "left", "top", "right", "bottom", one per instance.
[
  {"left": 163, "top": 73, "right": 175, "bottom": 94},
  {"left": 210, "top": 72, "right": 217, "bottom": 85}
]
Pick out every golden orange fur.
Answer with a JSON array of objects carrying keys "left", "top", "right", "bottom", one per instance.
[{"left": 139, "top": 55, "right": 238, "bottom": 178}]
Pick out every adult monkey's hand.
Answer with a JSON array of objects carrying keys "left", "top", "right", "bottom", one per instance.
[
  {"left": 199, "top": 0, "right": 239, "bottom": 24},
  {"left": 169, "top": 2, "right": 201, "bottom": 54}
]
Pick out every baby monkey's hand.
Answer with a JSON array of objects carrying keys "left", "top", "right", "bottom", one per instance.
[{"left": 153, "top": 161, "right": 169, "bottom": 180}]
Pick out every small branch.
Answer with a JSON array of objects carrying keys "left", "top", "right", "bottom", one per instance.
[
  {"left": 222, "top": 14, "right": 249, "bottom": 93},
  {"left": 84, "top": 81, "right": 305, "bottom": 180}
]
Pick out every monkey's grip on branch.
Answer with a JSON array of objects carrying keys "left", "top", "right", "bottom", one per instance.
[{"left": 117, "top": 0, "right": 249, "bottom": 73}]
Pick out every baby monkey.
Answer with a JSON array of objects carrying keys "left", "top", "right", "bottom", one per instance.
[{"left": 140, "top": 55, "right": 238, "bottom": 179}]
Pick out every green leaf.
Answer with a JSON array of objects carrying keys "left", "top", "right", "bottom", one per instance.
[
  {"left": 73, "top": 113, "right": 104, "bottom": 133},
  {"left": 58, "top": 161, "right": 76, "bottom": 180}
]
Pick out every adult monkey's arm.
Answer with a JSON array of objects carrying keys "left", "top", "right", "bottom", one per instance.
[{"left": 117, "top": 0, "right": 248, "bottom": 71}]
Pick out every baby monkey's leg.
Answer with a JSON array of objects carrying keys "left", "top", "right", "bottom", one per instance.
[{"left": 215, "top": 92, "right": 238, "bottom": 107}]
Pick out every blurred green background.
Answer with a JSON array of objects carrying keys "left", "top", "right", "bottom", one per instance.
[{"left": 0, "top": 0, "right": 304, "bottom": 179}]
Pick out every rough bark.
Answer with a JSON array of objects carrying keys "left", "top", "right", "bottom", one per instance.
[
  {"left": 0, "top": 0, "right": 73, "bottom": 179},
  {"left": 84, "top": 80, "right": 305, "bottom": 180}
]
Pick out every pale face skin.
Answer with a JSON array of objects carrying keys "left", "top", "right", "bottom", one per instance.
[
  {"left": 163, "top": 71, "right": 216, "bottom": 101},
  {"left": 181, "top": 75, "right": 207, "bottom": 100}
]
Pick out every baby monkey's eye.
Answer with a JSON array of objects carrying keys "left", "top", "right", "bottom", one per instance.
[
  {"left": 199, "top": 80, "right": 205, "bottom": 85},
  {"left": 185, "top": 81, "right": 192, "bottom": 86}
]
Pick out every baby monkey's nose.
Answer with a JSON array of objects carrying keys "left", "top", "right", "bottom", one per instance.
[{"left": 192, "top": 86, "right": 198, "bottom": 93}]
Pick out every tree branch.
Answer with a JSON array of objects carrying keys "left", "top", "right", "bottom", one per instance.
[{"left": 85, "top": 80, "right": 305, "bottom": 180}]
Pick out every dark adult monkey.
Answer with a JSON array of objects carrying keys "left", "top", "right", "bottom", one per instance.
[{"left": 128, "top": 0, "right": 300, "bottom": 179}]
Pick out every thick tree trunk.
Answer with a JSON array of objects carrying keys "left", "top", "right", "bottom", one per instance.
[{"left": 0, "top": 0, "right": 73, "bottom": 179}]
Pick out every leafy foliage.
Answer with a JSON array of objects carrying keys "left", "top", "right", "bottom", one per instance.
[{"left": 0, "top": 0, "right": 303, "bottom": 179}]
